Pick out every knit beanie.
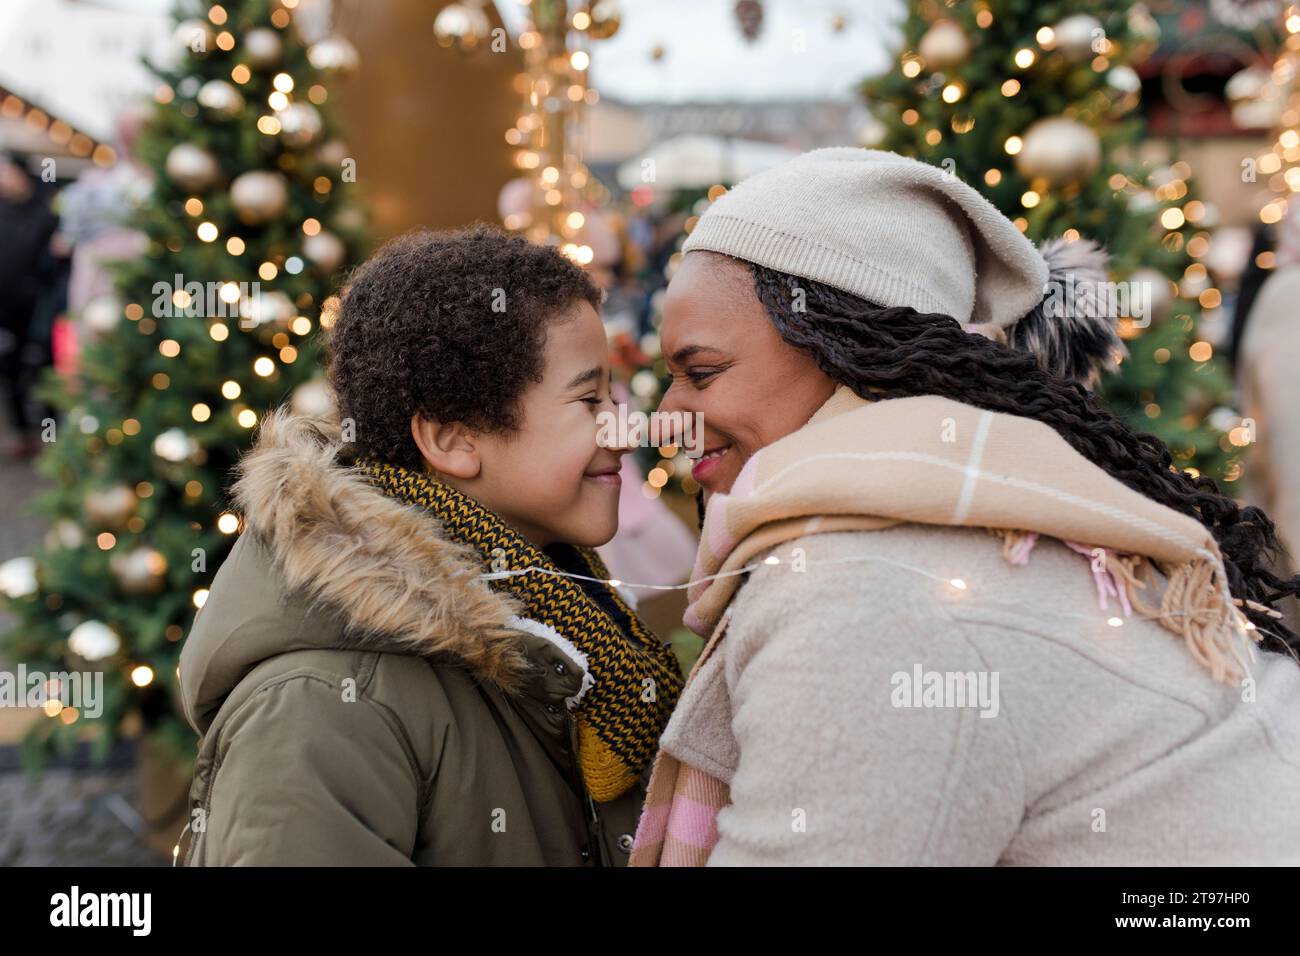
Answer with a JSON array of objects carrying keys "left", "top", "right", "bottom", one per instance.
[{"left": 680, "top": 147, "right": 1122, "bottom": 384}]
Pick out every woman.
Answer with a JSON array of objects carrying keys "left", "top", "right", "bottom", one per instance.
[{"left": 632, "top": 148, "right": 1300, "bottom": 866}]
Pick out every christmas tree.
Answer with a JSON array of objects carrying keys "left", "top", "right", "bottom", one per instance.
[
  {"left": 0, "top": 0, "right": 367, "bottom": 767},
  {"left": 859, "top": 0, "right": 1240, "bottom": 482}
]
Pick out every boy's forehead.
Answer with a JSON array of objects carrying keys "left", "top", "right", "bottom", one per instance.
[{"left": 539, "top": 301, "right": 608, "bottom": 383}]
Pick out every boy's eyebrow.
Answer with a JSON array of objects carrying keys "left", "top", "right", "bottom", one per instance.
[{"left": 566, "top": 366, "right": 603, "bottom": 389}]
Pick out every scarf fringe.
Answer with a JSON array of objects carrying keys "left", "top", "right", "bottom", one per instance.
[{"left": 992, "top": 529, "right": 1259, "bottom": 686}]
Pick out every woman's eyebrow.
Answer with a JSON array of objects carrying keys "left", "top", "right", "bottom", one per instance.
[{"left": 668, "top": 344, "right": 722, "bottom": 365}]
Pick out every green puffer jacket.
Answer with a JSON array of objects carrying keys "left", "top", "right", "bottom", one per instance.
[{"left": 177, "top": 413, "right": 647, "bottom": 866}]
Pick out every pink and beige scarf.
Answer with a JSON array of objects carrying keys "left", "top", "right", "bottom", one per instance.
[{"left": 630, "top": 386, "right": 1261, "bottom": 866}]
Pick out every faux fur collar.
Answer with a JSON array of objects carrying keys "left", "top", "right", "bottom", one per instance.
[{"left": 232, "top": 409, "right": 537, "bottom": 691}]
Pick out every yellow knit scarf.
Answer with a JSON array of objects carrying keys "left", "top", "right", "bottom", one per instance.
[{"left": 355, "top": 457, "right": 684, "bottom": 802}]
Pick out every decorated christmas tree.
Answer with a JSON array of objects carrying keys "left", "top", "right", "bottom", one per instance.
[
  {"left": 0, "top": 0, "right": 366, "bottom": 767},
  {"left": 860, "top": 0, "right": 1241, "bottom": 482}
]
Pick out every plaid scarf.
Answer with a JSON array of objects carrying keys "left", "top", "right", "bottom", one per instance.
[
  {"left": 631, "top": 385, "right": 1261, "bottom": 865},
  {"left": 354, "top": 458, "right": 683, "bottom": 803}
]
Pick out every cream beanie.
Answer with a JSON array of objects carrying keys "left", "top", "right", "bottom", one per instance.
[{"left": 680, "top": 148, "right": 1116, "bottom": 377}]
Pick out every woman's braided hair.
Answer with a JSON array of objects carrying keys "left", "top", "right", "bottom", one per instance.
[{"left": 746, "top": 259, "right": 1300, "bottom": 659}]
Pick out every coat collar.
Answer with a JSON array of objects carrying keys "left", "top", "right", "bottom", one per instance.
[{"left": 231, "top": 410, "right": 587, "bottom": 699}]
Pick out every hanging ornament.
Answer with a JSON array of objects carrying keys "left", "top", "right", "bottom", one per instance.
[
  {"left": 307, "top": 36, "right": 360, "bottom": 76},
  {"left": 229, "top": 170, "right": 288, "bottom": 225},
  {"left": 0, "top": 557, "right": 38, "bottom": 600},
  {"left": 1129, "top": 189, "right": 1158, "bottom": 214},
  {"left": 243, "top": 27, "right": 284, "bottom": 70},
  {"left": 164, "top": 143, "right": 220, "bottom": 191},
  {"left": 1226, "top": 66, "right": 1284, "bottom": 129},
  {"left": 1053, "top": 14, "right": 1103, "bottom": 63},
  {"left": 153, "top": 428, "right": 197, "bottom": 463},
  {"left": 1015, "top": 117, "right": 1101, "bottom": 186},
  {"left": 277, "top": 103, "right": 323, "bottom": 147},
  {"left": 82, "top": 297, "right": 122, "bottom": 336},
  {"left": 1130, "top": 268, "right": 1174, "bottom": 324},
  {"left": 1107, "top": 65, "right": 1141, "bottom": 95},
  {"left": 734, "top": 0, "right": 764, "bottom": 43},
  {"left": 47, "top": 519, "right": 84, "bottom": 551},
  {"left": 173, "top": 19, "right": 213, "bottom": 54},
  {"left": 918, "top": 18, "right": 969, "bottom": 71},
  {"left": 241, "top": 290, "right": 296, "bottom": 327},
  {"left": 316, "top": 139, "right": 351, "bottom": 168},
  {"left": 291, "top": 378, "right": 336, "bottom": 419},
  {"left": 856, "top": 114, "right": 887, "bottom": 148},
  {"left": 109, "top": 547, "right": 168, "bottom": 596},
  {"left": 588, "top": 1, "right": 622, "bottom": 40},
  {"left": 197, "top": 79, "right": 244, "bottom": 118},
  {"left": 68, "top": 620, "right": 121, "bottom": 662},
  {"left": 433, "top": 3, "right": 491, "bottom": 51},
  {"left": 1127, "top": 4, "right": 1161, "bottom": 60},
  {"left": 84, "top": 484, "right": 137, "bottom": 529},
  {"left": 302, "top": 230, "right": 346, "bottom": 271}
]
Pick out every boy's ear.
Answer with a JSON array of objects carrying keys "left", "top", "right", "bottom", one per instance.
[{"left": 410, "top": 414, "right": 480, "bottom": 480}]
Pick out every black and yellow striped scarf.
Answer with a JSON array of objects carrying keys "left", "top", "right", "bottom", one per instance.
[{"left": 355, "top": 458, "right": 684, "bottom": 802}]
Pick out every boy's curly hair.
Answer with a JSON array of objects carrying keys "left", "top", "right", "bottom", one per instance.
[{"left": 326, "top": 223, "right": 602, "bottom": 469}]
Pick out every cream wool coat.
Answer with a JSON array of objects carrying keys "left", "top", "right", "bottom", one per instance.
[{"left": 658, "top": 522, "right": 1300, "bottom": 865}]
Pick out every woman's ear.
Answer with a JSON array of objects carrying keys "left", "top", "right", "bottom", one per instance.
[{"left": 410, "top": 414, "right": 480, "bottom": 479}]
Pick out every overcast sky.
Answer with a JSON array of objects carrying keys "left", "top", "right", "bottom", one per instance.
[{"left": 0, "top": 0, "right": 901, "bottom": 106}]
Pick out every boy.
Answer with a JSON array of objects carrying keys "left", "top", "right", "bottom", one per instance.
[{"left": 178, "top": 225, "right": 683, "bottom": 865}]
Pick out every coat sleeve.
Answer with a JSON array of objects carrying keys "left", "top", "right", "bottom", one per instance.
[
  {"left": 708, "top": 537, "right": 1025, "bottom": 866},
  {"left": 193, "top": 673, "right": 422, "bottom": 866}
]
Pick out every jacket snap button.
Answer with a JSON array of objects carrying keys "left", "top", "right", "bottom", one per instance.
[
  {"left": 545, "top": 702, "right": 560, "bottom": 715},
  {"left": 579, "top": 845, "right": 591, "bottom": 861},
  {"left": 617, "top": 833, "right": 634, "bottom": 853},
  {"left": 552, "top": 661, "right": 567, "bottom": 675}
]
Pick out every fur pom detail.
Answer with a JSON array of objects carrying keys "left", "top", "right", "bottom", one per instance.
[{"left": 1008, "top": 237, "right": 1127, "bottom": 387}]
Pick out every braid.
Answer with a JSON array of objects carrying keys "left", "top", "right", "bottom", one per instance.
[{"left": 748, "top": 261, "right": 1300, "bottom": 659}]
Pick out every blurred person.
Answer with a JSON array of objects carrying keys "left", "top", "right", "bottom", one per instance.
[
  {"left": 55, "top": 103, "right": 151, "bottom": 324},
  {"left": 0, "top": 152, "right": 59, "bottom": 456},
  {"left": 1235, "top": 207, "right": 1300, "bottom": 575}
]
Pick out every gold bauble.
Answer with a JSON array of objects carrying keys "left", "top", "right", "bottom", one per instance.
[
  {"left": 173, "top": 19, "right": 212, "bottom": 54},
  {"left": 1014, "top": 117, "right": 1101, "bottom": 187},
  {"left": 307, "top": 36, "right": 360, "bottom": 76},
  {"left": 1130, "top": 268, "right": 1174, "bottom": 324},
  {"left": 243, "top": 27, "right": 283, "bottom": 70},
  {"left": 1053, "top": 13, "right": 1103, "bottom": 62},
  {"left": 164, "top": 143, "right": 220, "bottom": 191},
  {"left": 109, "top": 547, "right": 168, "bottom": 596},
  {"left": 433, "top": 4, "right": 490, "bottom": 50},
  {"left": 229, "top": 170, "right": 289, "bottom": 225},
  {"left": 84, "top": 485, "right": 137, "bottom": 529},
  {"left": 588, "top": 1, "right": 622, "bottom": 40},
  {"left": 197, "top": 79, "right": 244, "bottom": 118},
  {"left": 277, "top": 103, "right": 322, "bottom": 148},
  {"left": 302, "top": 230, "right": 346, "bottom": 271},
  {"left": 918, "top": 18, "right": 970, "bottom": 71}
]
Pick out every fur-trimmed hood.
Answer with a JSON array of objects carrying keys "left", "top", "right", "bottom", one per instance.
[{"left": 180, "top": 410, "right": 552, "bottom": 733}]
